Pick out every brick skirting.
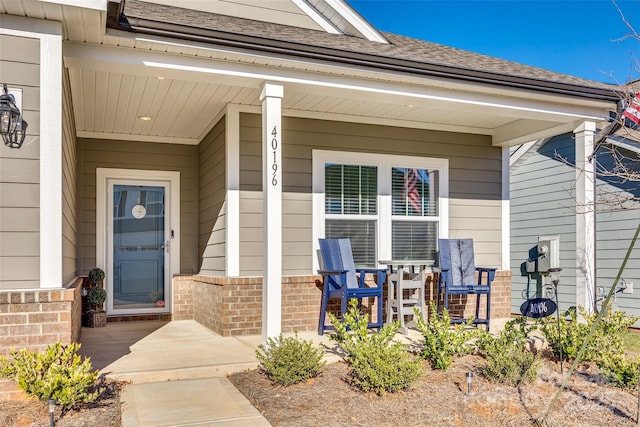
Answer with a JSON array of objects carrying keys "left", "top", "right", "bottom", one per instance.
[
  {"left": 0, "top": 278, "right": 83, "bottom": 400},
  {"left": 173, "top": 271, "right": 512, "bottom": 336}
]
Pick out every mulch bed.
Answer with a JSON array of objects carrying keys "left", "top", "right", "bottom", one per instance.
[
  {"left": 229, "top": 354, "right": 640, "bottom": 426},
  {"left": 0, "top": 378, "right": 123, "bottom": 427}
]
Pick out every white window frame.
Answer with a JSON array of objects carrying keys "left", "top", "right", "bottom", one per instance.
[{"left": 312, "top": 150, "right": 449, "bottom": 271}]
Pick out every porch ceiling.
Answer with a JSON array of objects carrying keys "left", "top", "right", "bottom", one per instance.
[{"left": 2, "top": 0, "right": 617, "bottom": 147}]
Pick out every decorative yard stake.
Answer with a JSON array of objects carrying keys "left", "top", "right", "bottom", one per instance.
[{"left": 539, "top": 222, "right": 640, "bottom": 425}]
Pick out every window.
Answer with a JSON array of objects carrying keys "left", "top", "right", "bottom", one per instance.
[
  {"left": 313, "top": 151, "right": 448, "bottom": 268},
  {"left": 391, "top": 168, "right": 439, "bottom": 261}
]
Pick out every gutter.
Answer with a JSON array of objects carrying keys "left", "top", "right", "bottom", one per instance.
[{"left": 108, "top": 2, "right": 620, "bottom": 103}]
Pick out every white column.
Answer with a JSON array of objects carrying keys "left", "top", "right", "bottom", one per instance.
[
  {"left": 225, "top": 104, "right": 240, "bottom": 277},
  {"left": 501, "top": 147, "right": 510, "bottom": 271},
  {"left": 260, "top": 82, "right": 283, "bottom": 339},
  {"left": 40, "top": 25, "right": 63, "bottom": 288},
  {"left": 574, "top": 121, "right": 596, "bottom": 313}
]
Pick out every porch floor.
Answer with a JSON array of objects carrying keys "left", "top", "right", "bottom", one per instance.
[{"left": 77, "top": 320, "right": 342, "bottom": 426}]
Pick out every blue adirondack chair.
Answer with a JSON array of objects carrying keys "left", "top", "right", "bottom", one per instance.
[
  {"left": 437, "top": 238, "right": 496, "bottom": 330},
  {"left": 317, "top": 238, "right": 387, "bottom": 335}
]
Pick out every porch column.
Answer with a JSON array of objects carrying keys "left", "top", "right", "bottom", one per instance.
[
  {"left": 260, "top": 82, "right": 283, "bottom": 339},
  {"left": 574, "top": 121, "right": 596, "bottom": 313}
]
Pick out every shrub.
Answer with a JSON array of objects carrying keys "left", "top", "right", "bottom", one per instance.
[
  {"left": 538, "top": 305, "right": 639, "bottom": 362},
  {"left": 415, "top": 302, "right": 479, "bottom": 370},
  {"left": 88, "top": 267, "right": 105, "bottom": 285},
  {"left": 0, "top": 342, "right": 102, "bottom": 409},
  {"left": 478, "top": 317, "right": 541, "bottom": 386},
  {"left": 599, "top": 354, "right": 640, "bottom": 389},
  {"left": 329, "top": 299, "right": 423, "bottom": 395},
  {"left": 85, "top": 286, "right": 107, "bottom": 310},
  {"left": 256, "top": 333, "right": 325, "bottom": 386}
]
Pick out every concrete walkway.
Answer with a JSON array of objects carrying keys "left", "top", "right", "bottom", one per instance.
[
  {"left": 78, "top": 320, "right": 339, "bottom": 427},
  {"left": 78, "top": 318, "right": 506, "bottom": 426}
]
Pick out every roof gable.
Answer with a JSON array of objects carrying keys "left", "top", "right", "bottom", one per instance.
[{"left": 140, "top": 0, "right": 387, "bottom": 42}]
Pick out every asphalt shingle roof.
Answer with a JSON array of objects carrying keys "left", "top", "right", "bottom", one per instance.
[{"left": 120, "top": 0, "right": 616, "bottom": 93}]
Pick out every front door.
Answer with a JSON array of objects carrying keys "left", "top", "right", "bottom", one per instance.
[{"left": 107, "top": 180, "right": 170, "bottom": 315}]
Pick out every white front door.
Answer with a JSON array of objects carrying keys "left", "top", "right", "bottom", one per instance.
[
  {"left": 109, "top": 181, "right": 169, "bottom": 314},
  {"left": 97, "top": 169, "right": 180, "bottom": 316}
]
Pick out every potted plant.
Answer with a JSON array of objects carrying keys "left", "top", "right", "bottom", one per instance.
[{"left": 83, "top": 268, "right": 107, "bottom": 328}]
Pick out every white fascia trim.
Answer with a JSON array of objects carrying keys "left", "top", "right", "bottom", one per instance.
[
  {"left": 64, "top": 41, "right": 610, "bottom": 123},
  {"left": 76, "top": 130, "right": 199, "bottom": 145},
  {"left": 324, "top": 0, "right": 388, "bottom": 43},
  {"left": 290, "top": 0, "right": 341, "bottom": 34},
  {"left": 312, "top": 149, "right": 448, "bottom": 271},
  {"left": 40, "top": 0, "right": 106, "bottom": 11},
  {"left": 509, "top": 140, "right": 538, "bottom": 167},
  {"left": 0, "top": 14, "right": 63, "bottom": 36},
  {"left": 225, "top": 104, "right": 240, "bottom": 277},
  {"left": 501, "top": 147, "right": 510, "bottom": 271}
]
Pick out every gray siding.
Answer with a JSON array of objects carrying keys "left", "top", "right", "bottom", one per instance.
[
  {"left": 0, "top": 35, "right": 40, "bottom": 290},
  {"left": 198, "top": 118, "right": 226, "bottom": 275},
  {"left": 77, "top": 139, "right": 199, "bottom": 274},
  {"left": 510, "top": 134, "right": 577, "bottom": 314},
  {"left": 62, "top": 69, "right": 78, "bottom": 285},
  {"left": 239, "top": 113, "right": 503, "bottom": 276},
  {"left": 594, "top": 174, "right": 640, "bottom": 318}
]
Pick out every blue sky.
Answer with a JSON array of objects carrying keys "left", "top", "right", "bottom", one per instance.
[{"left": 348, "top": 0, "right": 640, "bottom": 84}]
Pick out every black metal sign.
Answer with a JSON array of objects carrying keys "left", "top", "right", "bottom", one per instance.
[{"left": 520, "top": 297, "right": 557, "bottom": 318}]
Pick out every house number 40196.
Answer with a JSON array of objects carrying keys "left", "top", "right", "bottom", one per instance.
[{"left": 271, "top": 125, "right": 279, "bottom": 186}]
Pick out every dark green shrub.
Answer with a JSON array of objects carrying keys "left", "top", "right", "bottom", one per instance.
[
  {"left": 256, "top": 333, "right": 325, "bottom": 386},
  {"left": 0, "top": 342, "right": 102, "bottom": 409},
  {"left": 85, "top": 286, "right": 107, "bottom": 309},
  {"left": 478, "top": 317, "right": 541, "bottom": 386},
  {"left": 415, "top": 302, "right": 479, "bottom": 370},
  {"left": 88, "top": 267, "right": 105, "bottom": 285},
  {"left": 329, "top": 299, "right": 423, "bottom": 395}
]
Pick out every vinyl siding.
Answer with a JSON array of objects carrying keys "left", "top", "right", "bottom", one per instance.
[
  {"left": 0, "top": 35, "right": 40, "bottom": 290},
  {"left": 198, "top": 117, "right": 226, "bottom": 275},
  {"left": 61, "top": 68, "right": 78, "bottom": 284},
  {"left": 239, "top": 113, "right": 503, "bottom": 276},
  {"left": 510, "top": 134, "right": 577, "bottom": 314},
  {"left": 77, "top": 139, "right": 198, "bottom": 274},
  {"left": 594, "top": 160, "right": 640, "bottom": 319}
]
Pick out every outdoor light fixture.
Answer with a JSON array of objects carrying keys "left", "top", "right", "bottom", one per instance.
[
  {"left": 48, "top": 399, "right": 56, "bottom": 427},
  {"left": 466, "top": 372, "right": 473, "bottom": 396},
  {"left": 0, "top": 83, "right": 28, "bottom": 149}
]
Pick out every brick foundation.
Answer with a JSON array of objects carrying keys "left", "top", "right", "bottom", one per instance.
[
  {"left": 0, "top": 278, "right": 83, "bottom": 400},
  {"left": 172, "top": 271, "right": 512, "bottom": 336}
]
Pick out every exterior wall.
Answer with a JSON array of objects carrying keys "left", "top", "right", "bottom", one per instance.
[
  {"left": 0, "top": 34, "right": 41, "bottom": 290},
  {"left": 77, "top": 139, "right": 199, "bottom": 274},
  {"left": 510, "top": 134, "right": 578, "bottom": 314},
  {"left": 198, "top": 117, "right": 226, "bottom": 275},
  {"left": 594, "top": 148, "right": 640, "bottom": 318},
  {"left": 239, "top": 113, "right": 503, "bottom": 277},
  {"left": 172, "top": 271, "right": 512, "bottom": 335},
  {"left": 0, "top": 278, "right": 82, "bottom": 357},
  {"left": 596, "top": 208, "right": 640, "bottom": 316},
  {"left": 61, "top": 68, "right": 78, "bottom": 284}
]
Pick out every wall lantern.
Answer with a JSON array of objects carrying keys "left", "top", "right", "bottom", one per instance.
[{"left": 0, "top": 83, "right": 28, "bottom": 149}]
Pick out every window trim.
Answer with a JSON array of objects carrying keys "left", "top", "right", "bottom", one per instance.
[{"left": 312, "top": 149, "right": 449, "bottom": 271}]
